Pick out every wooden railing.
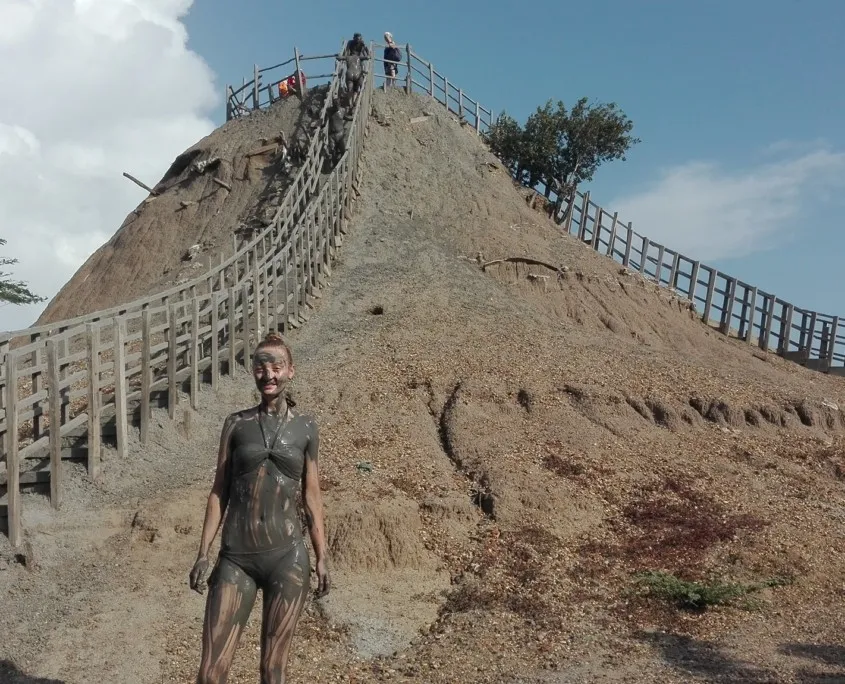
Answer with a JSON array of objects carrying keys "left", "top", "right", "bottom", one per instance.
[
  {"left": 365, "top": 41, "right": 844, "bottom": 376},
  {"left": 225, "top": 42, "right": 346, "bottom": 120},
  {"left": 0, "top": 40, "right": 376, "bottom": 546}
]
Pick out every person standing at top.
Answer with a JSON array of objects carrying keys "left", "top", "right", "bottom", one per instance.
[
  {"left": 346, "top": 33, "right": 369, "bottom": 59},
  {"left": 383, "top": 32, "right": 402, "bottom": 89}
]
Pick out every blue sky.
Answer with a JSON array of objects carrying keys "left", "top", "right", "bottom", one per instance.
[
  {"left": 3, "top": 0, "right": 840, "bottom": 332},
  {"left": 184, "top": 0, "right": 844, "bottom": 317}
]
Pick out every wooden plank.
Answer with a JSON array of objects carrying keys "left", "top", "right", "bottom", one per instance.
[
  {"left": 168, "top": 304, "right": 178, "bottom": 420},
  {"left": 6, "top": 353, "right": 21, "bottom": 546},
  {"left": 669, "top": 252, "right": 680, "bottom": 290},
  {"left": 760, "top": 294, "right": 775, "bottom": 351},
  {"left": 228, "top": 288, "right": 237, "bottom": 372},
  {"left": 30, "top": 334, "right": 42, "bottom": 440},
  {"left": 702, "top": 268, "right": 717, "bottom": 323},
  {"left": 654, "top": 244, "right": 665, "bottom": 284},
  {"left": 211, "top": 292, "right": 220, "bottom": 390},
  {"left": 114, "top": 318, "right": 128, "bottom": 459},
  {"left": 744, "top": 287, "right": 758, "bottom": 344},
  {"left": 591, "top": 208, "right": 603, "bottom": 250},
  {"left": 242, "top": 284, "right": 251, "bottom": 366},
  {"left": 828, "top": 317, "right": 839, "bottom": 363},
  {"left": 779, "top": 303, "right": 795, "bottom": 355},
  {"left": 605, "top": 212, "right": 618, "bottom": 257},
  {"left": 46, "top": 339, "right": 62, "bottom": 509},
  {"left": 140, "top": 309, "right": 151, "bottom": 445},
  {"left": 622, "top": 222, "right": 633, "bottom": 267},
  {"left": 86, "top": 324, "right": 101, "bottom": 480},
  {"left": 688, "top": 261, "right": 701, "bottom": 303},
  {"left": 577, "top": 192, "right": 590, "bottom": 241},
  {"left": 639, "top": 237, "right": 650, "bottom": 275},
  {"left": 804, "top": 311, "right": 818, "bottom": 355},
  {"left": 190, "top": 297, "right": 200, "bottom": 411},
  {"left": 718, "top": 277, "right": 737, "bottom": 335}
]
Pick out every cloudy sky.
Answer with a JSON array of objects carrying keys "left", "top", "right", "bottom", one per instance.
[
  {"left": 0, "top": 0, "right": 217, "bottom": 331},
  {"left": 2, "top": 0, "right": 844, "bottom": 332}
]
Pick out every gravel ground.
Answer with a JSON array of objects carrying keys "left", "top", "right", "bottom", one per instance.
[{"left": 2, "top": 89, "right": 845, "bottom": 683}]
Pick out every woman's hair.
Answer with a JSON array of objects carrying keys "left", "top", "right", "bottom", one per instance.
[{"left": 253, "top": 332, "right": 296, "bottom": 406}]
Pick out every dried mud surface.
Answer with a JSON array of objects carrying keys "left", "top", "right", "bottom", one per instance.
[
  {"left": 2, "top": 89, "right": 845, "bottom": 683},
  {"left": 37, "top": 88, "right": 327, "bottom": 325}
]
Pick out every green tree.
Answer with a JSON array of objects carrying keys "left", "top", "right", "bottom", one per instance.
[
  {"left": 1, "top": 239, "right": 45, "bottom": 305},
  {"left": 482, "top": 112, "right": 524, "bottom": 175},
  {"left": 484, "top": 97, "right": 640, "bottom": 223}
]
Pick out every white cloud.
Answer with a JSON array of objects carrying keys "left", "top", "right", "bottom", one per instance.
[
  {"left": 609, "top": 147, "right": 845, "bottom": 262},
  {"left": 0, "top": 0, "right": 218, "bottom": 332}
]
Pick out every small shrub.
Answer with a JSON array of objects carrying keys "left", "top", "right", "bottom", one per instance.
[{"left": 632, "top": 570, "right": 792, "bottom": 611}]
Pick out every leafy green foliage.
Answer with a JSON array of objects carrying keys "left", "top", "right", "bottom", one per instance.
[
  {"left": 484, "top": 97, "right": 640, "bottom": 219},
  {"left": 0, "top": 238, "right": 46, "bottom": 306},
  {"left": 632, "top": 571, "right": 792, "bottom": 611}
]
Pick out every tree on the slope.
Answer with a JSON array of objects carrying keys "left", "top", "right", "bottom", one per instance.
[
  {"left": 485, "top": 97, "right": 640, "bottom": 223},
  {"left": 0, "top": 239, "right": 46, "bottom": 305}
]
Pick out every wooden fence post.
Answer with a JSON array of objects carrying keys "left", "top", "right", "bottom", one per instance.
[
  {"left": 760, "top": 295, "right": 775, "bottom": 351},
  {"left": 744, "top": 287, "right": 758, "bottom": 344},
  {"left": 803, "top": 311, "right": 817, "bottom": 356},
  {"left": 140, "top": 309, "right": 151, "bottom": 445},
  {"left": 168, "top": 304, "right": 178, "bottom": 419},
  {"left": 605, "top": 212, "right": 619, "bottom": 258},
  {"left": 702, "top": 269, "right": 717, "bottom": 324},
  {"left": 190, "top": 298, "right": 200, "bottom": 410},
  {"left": 475, "top": 101, "right": 480, "bottom": 133},
  {"left": 778, "top": 303, "right": 794, "bottom": 355},
  {"left": 294, "top": 47, "right": 306, "bottom": 96},
  {"left": 577, "top": 193, "right": 590, "bottom": 242},
  {"left": 113, "top": 318, "right": 128, "bottom": 458},
  {"left": 688, "top": 261, "right": 701, "bottom": 304},
  {"left": 46, "top": 339, "right": 62, "bottom": 509},
  {"left": 622, "top": 222, "right": 633, "bottom": 267},
  {"left": 639, "top": 236, "right": 650, "bottom": 276},
  {"left": 428, "top": 62, "right": 434, "bottom": 97},
  {"left": 226, "top": 85, "right": 234, "bottom": 121},
  {"left": 591, "top": 208, "right": 603, "bottom": 250},
  {"left": 228, "top": 288, "right": 237, "bottom": 374},
  {"left": 5, "top": 353, "right": 21, "bottom": 547},
  {"left": 669, "top": 253, "right": 680, "bottom": 290},
  {"left": 86, "top": 324, "right": 101, "bottom": 480},
  {"left": 654, "top": 244, "right": 665, "bottom": 284},
  {"left": 719, "top": 278, "right": 737, "bottom": 335},
  {"left": 211, "top": 293, "right": 220, "bottom": 390},
  {"left": 253, "top": 64, "right": 260, "bottom": 109},
  {"left": 30, "top": 334, "right": 41, "bottom": 440},
  {"left": 405, "top": 44, "right": 412, "bottom": 94},
  {"left": 443, "top": 76, "right": 449, "bottom": 111},
  {"left": 242, "top": 284, "right": 252, "bottom": 365},
  {"left": 828, "top": 317, "right": 839, "bottom": 364}
]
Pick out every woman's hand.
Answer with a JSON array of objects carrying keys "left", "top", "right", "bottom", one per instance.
[
  {"left": 189, "top": 555, "right": 210, "bottom": 594},
  {"left": 315, "top": 558, "right": 331, "bottom": 598}
]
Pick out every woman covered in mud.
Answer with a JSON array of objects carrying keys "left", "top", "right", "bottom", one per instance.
[{"left": 188, "top": 332, "right": 330, "bottom": 684}]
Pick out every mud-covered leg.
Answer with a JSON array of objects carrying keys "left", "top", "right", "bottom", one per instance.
[
  {"left": 259, "top": 544, "right": 310, "bottom": 684},
  {"left": 197, "top": 559, "right": 258, "bottom": 684}
]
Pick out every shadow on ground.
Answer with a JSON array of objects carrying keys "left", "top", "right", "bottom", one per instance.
[
  {"left": 0, "top": 661, "right": 64, "bottom": 683},
  {"left": 779, "top": 644, "right": 845, "bottom": 683},
  {"left": 637, "top": 633, "right": 845, "bottom": 683},
  {"left": 636, "top": 631, "right": 777, "bottom": 683}
]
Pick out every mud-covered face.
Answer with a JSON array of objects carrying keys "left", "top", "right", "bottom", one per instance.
[{"left": 252, "top": 347, "right": 294, "bottom": 399}]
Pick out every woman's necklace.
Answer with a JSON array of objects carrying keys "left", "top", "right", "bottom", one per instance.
[{"left": 258, "top": 402, "right": 290, "bottom": 451}]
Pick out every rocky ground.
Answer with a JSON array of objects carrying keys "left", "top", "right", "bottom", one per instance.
[{"left": 3, "top": 89, "right": 845, "bottom": 683}]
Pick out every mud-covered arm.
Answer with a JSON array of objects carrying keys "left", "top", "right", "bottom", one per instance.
[
  {"left": 302, "top": 419, "right": 328, "bottom": 563},
  {"left": 196, "top": 414, "right": 236, "bottom": 560}
]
